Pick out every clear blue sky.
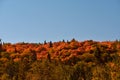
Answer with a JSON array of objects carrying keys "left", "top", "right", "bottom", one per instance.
[{"left": 0, "top": 0, "right": 120, "bottom": 43}]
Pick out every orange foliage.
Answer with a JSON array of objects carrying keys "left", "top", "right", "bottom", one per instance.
[{"left": 1, "top": 40, "right": 120, "bottom": 62}]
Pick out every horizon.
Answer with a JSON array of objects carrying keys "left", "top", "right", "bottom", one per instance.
[{"left": 0, "top": 38, "right": 119, "bottom": 44}]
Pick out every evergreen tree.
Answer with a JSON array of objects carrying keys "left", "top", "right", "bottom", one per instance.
[
  {"left": 0, "top": 38, "right": 2, "bottom": 52},
  {"left": 49, "top": 41, "right": 53, "bottom": 47},
  {"left": 44, "top": 40, "right": 47, "bottom": 44}
]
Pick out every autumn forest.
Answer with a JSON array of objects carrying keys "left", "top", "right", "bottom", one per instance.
[{"left": 0, "top": 39, "right": 120, "bottom": 80}]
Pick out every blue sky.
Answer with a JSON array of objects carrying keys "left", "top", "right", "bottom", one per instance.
[{"left": 0, "top": 0, "right": 120, "bottom": 43}]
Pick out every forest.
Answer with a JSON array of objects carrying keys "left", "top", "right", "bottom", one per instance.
[{"left": 0, "top": 39, "right": 120, "bottom": 80}]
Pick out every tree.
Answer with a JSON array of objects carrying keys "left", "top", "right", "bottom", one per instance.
[
  {"left": 44, "top": 40, "right": 47, "bottom": 45},
  {"left": 49, "top": 41, "right": 53, "bottom": 47},
  {"left": 71, "top": 62, "right": 92, "bottom": 80},
  {"left": 29, "top": 50, "right": 37, "bottom": 62},
  {"left": 0, "top": 38, "right": 2, "bottom": 52},
  {"left": 47, "top": 52, "right": 51, "bottom": 62},
  {"left": 17, "top": 59, "right": 30, "bottom": 80},
  {"left": 3, "top": 60, "right": 19, "bottom": 80},
  {"left": 94, "top": 47, "right": 102, "bottom": 64},
  {"left": 62, "top": 39, "right": 65, "bottom": 43}
]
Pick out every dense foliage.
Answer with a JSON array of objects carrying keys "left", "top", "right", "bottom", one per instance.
[{"left": 0, "top": 39, "right": 120, "bottom": 80}]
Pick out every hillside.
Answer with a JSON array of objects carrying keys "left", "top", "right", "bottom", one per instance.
[{"left": 0, "top": 39, "right": 120, "bottom": 80}]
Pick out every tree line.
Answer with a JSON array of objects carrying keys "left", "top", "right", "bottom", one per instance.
[{"left": 0, "top": 39, "right": 120, "bottom": 80}]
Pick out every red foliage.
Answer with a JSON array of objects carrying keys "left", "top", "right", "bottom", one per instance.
[{"left": 2, "top": 40, "right": 120, "bottom": 62}]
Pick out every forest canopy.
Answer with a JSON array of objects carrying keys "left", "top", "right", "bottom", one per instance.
[{"left": 0, "top": 39, "right": 120, "bottom": 80}]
